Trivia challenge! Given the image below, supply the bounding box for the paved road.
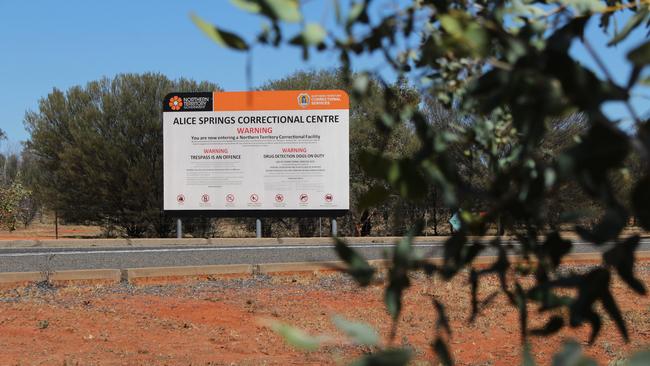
[1,238,649,273]
[1,242,463,272]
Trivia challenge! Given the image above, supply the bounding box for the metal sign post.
[176,218,182,239]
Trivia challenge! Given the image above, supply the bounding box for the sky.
[1,0,648,148]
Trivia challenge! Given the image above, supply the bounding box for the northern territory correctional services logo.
[297,93,310,108]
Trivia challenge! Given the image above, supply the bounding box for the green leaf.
[515,283,528,342]
[441,233,469,279]
[542,232,572,268]
[440,15,462,38]
[560,122,630,198]
[350,348,412,366]
[231,0,301,23]
[576,205,627,245]
[303,23,326,44]
[547,17,588,52]
[568,268,624,344]
[190,14,249,51]
[334,237,375,286]
[385,281,403,320]
[433,338,454,366]
[358,185,390,209]
[262,0,302,23]
[433,299,451,336]
[394,231,415,267]
[360,151,427,200]
[629,350,650,366]
[530,316,565,336]
[552,340,597,366]
[522,343,537,366]
[560,0,605,16]
[628,40,650,66]
[359,150,391,178]
[347,1,368,27]
[384,231,418,320]
[331,315,379,346]
[600,281,629,342]
[290,23,327,46]
[608,6,649,46]
[439,11,488,56]
[229,0,261,13]
[603,235,647,295]
[266,320,327,351]
[352,73,370,95]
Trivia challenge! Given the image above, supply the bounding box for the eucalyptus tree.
[24,73,219,237]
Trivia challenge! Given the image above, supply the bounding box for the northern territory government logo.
[297,93,310,108]
[163,92,213,112]
[169,96,183,111]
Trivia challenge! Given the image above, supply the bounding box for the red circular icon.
[324,193,333,202]
[275,194,284,203]
[250,193,259,203]
[299,193,308,203]
[225,194,235,203]
[201,194,210,203]
[176,194,185,204]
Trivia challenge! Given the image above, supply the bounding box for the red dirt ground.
[0,222,102,240]
[0,265,648,366]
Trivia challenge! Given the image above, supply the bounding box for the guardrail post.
[256,218,262,238]
[331,218,337,237]
[176,218,182,239]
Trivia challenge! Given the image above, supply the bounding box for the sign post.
[256,218,262,238]
[163,90,350,226]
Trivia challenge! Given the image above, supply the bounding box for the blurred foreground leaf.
[552,340,597,366]
[332,315,379,346]
[432,338,453,366]
[265,320,327,351]
[191,14,249,51]
[604,235,647,295]
[334,237,375,286]
[628,350,650,366]
[350,348,411,366]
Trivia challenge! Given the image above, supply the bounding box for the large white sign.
[163,90,349,214]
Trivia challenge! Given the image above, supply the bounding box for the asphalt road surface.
[0,238,649,273]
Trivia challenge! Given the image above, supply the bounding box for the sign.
[163,90,349,216]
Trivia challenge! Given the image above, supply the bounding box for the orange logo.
[169,96,183,111]
[297,93,310,108]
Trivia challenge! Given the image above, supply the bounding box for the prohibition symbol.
[299,193,308,203]
[176,194,185,204]
[275,194,284,203]
[250,193,259,203]
[225,194,235,203]
[201,194,210,203]
[324,193,333,202]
